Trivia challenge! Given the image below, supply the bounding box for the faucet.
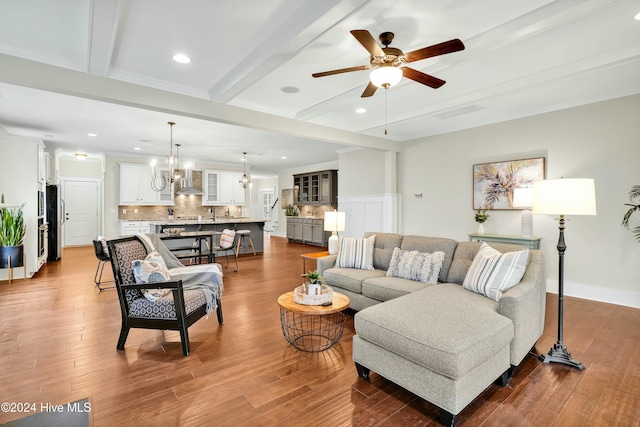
[225,208,230,217]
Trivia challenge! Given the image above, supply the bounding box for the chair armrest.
[317,255,337,275]
[498,250,546,366]
[119,280,183,291]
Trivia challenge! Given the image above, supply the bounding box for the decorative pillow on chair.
[132,251,171,301]
[219,229,236,249]
[386,248,445,285]
[335,235,375,270]
[97,235,110,256]
[462,242,529,301]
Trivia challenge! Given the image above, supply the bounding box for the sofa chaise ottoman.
[317,232,545,426]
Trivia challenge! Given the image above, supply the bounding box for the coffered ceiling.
[0,0,638,175]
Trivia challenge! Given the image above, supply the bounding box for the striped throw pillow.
[335,235,375,270]
[219,229,236,249]
[462,242,529,301]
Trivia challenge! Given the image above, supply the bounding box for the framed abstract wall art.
[473,157,545,209]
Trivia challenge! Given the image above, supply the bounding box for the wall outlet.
[122,208,127,214]
[208,208,212,213]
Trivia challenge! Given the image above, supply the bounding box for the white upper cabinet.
[202,169,245,205]
[219,171,245,205]
[119,163,174,205]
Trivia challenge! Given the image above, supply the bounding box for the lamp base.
[328,234,339,255]
[539,342,585,371]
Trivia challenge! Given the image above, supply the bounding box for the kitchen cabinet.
[120,221,151,236]
[286,217,329,246]
[219,171,246,205]
[202,170,245,205]
[119,163,174,206]
[202,169,219,205]
[0,136,45,279]
[37,142,46,186]
[293,170,337,205]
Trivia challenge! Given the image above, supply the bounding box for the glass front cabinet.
[293,170,337,205]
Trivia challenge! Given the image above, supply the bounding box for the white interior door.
[63,178,100,246]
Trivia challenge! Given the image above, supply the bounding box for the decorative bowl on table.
[293,284,333,305]
[163,227,185,236]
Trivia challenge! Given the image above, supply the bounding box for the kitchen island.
[150,218,266,255]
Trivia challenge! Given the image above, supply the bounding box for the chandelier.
[151,121,179,192]
[239,152,251,189]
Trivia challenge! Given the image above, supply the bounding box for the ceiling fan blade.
[402,67,446,88]
[404,38,465,63]
[361,81,377,98]
[350,30,385,57]
[312,65,369,78]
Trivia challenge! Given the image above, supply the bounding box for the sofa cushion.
[322,267,387,294]
[448,241,530,284]
[365,232,403,271]
[400,236,458,283]
[335,235,375,270]
[354,284,514,379]
[386,247,445,285]
[463,242,529,301]
[362,276,431,301]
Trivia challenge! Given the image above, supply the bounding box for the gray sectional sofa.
[316,232,545,426]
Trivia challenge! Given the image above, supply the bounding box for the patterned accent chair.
[107,236,223,356]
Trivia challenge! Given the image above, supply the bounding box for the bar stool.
[235,230,256,256]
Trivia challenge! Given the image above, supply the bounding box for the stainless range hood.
[176,185,203,195]
[175,168,203,195]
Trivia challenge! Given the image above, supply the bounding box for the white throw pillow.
[335,235,375,270]
[463,242,529,301]
[386,248,445,285]
[132,251,171,301]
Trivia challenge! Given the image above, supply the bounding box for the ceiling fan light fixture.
[370,66,402,88]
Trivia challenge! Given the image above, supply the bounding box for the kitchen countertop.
[149,218,266,225]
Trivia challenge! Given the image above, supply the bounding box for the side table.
[468,233,541,250]
[277,291,349,352]
[300,250,330,275]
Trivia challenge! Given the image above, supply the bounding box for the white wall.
[338,148,388,196]
[398,94,640,308]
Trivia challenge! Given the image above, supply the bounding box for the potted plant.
[474,208,490,234]
[284,205,299,217]
[303,270,325,295]
[0,194,26,268]
[622,185,640,243]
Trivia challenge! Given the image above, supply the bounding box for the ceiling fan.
[312,30,465,98]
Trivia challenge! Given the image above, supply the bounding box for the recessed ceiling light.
[281,156,287,160]
[281,86,300,93]
[44,134,54,138]
[87,133,97,137]
[173,53,191,64]
[635,12,640,20]
[74,153,88,160]
[133,147,142,151]
[355,108,367,114]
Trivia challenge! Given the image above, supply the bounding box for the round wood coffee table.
[277,291,350,352]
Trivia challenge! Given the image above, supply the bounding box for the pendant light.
[239,152,251,189]
[151,122,177,192]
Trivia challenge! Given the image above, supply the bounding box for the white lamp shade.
[513,187,533,209]
[532,178,597,216]
[370,66,403,88]
[324,211,346,232]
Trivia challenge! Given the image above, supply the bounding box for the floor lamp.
[532,178,597,370]
[324,210,345,255]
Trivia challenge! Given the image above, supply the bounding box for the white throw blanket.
[137,233,223,317]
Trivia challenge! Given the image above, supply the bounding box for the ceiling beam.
[0,53,397,152]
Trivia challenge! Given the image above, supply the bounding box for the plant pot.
[476,223,485,234]
[0,245,24,268]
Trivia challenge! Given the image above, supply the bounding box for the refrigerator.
[46,184,63,261]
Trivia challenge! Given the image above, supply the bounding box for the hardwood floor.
[1,234,639,426]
